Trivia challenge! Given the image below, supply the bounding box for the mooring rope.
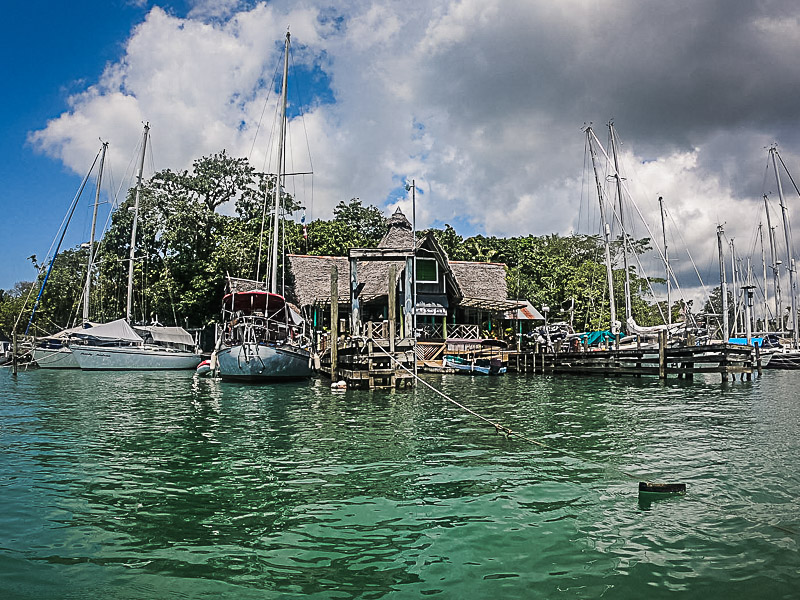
[366,342,799,537]
[369,341,639,477]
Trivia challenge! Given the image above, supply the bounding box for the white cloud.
[27,0,800,306]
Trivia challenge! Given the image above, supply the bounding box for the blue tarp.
[577,330,614,346]
[728,337,763,347]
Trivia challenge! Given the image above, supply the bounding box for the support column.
[331,266,338,378]
[349,257,360,337]
[388,264,397,354]
[404,256,414,338]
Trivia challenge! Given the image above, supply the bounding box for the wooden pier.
[319,338,415,389]
[504,339,761,381]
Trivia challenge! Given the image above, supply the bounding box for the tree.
[332,198,387,247]
[0,281,35,335]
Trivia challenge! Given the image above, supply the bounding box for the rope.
[368,340,637,476]
[368,341,799,537]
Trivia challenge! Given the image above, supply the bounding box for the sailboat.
[69,124,201,371]
[31,141,109,369]
[761,145,800,369]
[214,32,313,382]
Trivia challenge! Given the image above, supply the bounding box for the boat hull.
[69,345,202,370]
[763,349,800,370]
[217,343,311,381]
[443,356,506,375]
[32,347,80,369]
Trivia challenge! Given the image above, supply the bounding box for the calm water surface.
[0,367,798,598]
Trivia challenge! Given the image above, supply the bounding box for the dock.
[318,336,416,389]
[504,338,762,381]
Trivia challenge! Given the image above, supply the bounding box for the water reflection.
[1,368,799,598]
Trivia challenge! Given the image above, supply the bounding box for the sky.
[3,0,800,314]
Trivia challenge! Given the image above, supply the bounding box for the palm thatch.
[378,207,414,249]
[286,255,349,306]
[286,254,406,307]
[286,209,511,311]
[448,261,509,307]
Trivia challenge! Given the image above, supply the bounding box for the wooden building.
[286,208,521,352]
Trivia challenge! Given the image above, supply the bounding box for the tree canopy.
[3,151,677,336]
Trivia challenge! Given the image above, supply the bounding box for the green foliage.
[0,281,35,334]
[0,151,683,334]
[332,198,388,247]
[426,224,465,260]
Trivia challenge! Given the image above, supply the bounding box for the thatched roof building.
[286,208,514,316]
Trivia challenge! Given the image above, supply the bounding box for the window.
[416,258,438,283]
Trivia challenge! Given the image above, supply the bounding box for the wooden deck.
[319,338,415,389]
[504,342,763,381]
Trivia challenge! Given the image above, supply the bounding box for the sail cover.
[73,319,143,342]
[137,326,195,347]
[626,316,684,336]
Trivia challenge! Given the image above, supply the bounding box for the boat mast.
[730,238,739,336]
[764,195,782,331]
[126,123,150,323]
[270,31,290,295]
[717,225,729,342]
[586,126,617,336]
[608,121,632,324]
[759,223,769,332]
[771,145,799,348]
[82,141,108,325]
[659,196,671,324]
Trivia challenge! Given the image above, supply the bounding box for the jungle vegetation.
[1,152,675,336]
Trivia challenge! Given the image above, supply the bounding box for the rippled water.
[1,367,798,598]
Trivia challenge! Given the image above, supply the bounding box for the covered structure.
[286,208,524,343]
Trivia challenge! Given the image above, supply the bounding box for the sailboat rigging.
[30,143,108,369]
[213,31,313,382]
[68,124,201,370]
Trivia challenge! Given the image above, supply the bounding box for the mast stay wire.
[588,129,697,309]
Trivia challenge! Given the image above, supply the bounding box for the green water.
[1,368,798,598]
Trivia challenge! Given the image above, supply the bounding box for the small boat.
[443,338,507,375]
[196,359,212,376]
[443,354,506,375]
[763,347,800,369]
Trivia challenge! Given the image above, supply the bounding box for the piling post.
[755,343,762,376]
[388,264,397,354]
[658,329,667,379]
[331,266,339,378]
[12,330,18,376]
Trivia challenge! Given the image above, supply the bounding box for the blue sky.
[1,1,152,287]
[3,0,800,311]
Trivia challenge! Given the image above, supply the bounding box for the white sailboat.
[215,32,312,382]
[69,124,201,371]
[32,141,109,369]
[70,319,200,370]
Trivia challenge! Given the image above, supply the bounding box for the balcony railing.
[363,321,480,342]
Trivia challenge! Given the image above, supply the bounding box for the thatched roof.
[286,209,512,311]
[226,276,267,293]
[287,254,408,306]
[286,255,349,306]
[378,207,414,249]
[449,261,508,306]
